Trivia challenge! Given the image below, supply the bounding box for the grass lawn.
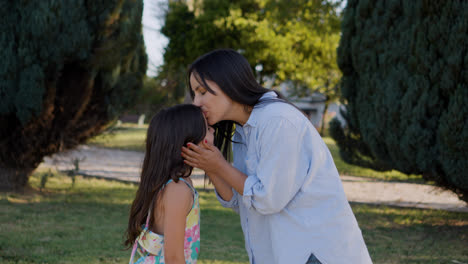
[87,124,148,152]
[88,123,423,183]
[1,171,467,263]
[1,171,247,264]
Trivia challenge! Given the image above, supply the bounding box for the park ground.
[1,124,467,263]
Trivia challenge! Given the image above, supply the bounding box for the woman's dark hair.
[187,48,290,160]
[124,104,206,248]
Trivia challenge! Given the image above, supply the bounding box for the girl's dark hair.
[187,48,290,159]
[124,104,206,248]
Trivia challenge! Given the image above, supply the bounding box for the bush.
[0,0,147,191]
[332,0,468,201]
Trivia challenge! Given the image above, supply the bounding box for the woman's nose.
[193,96,201,106]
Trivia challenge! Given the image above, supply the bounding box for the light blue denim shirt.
[215,92,372,264]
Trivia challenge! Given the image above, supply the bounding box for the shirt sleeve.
[215,188,240,214]
[241,116,313,215]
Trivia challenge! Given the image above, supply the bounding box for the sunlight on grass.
[88,124,423,183]
[0,171,248,264]
[353,204,468,263]
[0,174,135,263]
[88,124,148,152]
[1,171,466,263]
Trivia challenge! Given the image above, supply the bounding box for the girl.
[181,49,373,264]
[125,104,214,264]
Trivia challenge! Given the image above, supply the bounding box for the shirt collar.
[243,91,277,128]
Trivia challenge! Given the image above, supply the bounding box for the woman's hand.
[183,141,248,195]
[181,140,228,175]
[183,141,235,201]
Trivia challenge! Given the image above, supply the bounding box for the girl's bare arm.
[161,181,192,264]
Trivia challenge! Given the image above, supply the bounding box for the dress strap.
[165,179,174,186]
[178,178,196,194]
[178,178,197,210]
[161,178,196,194]
[129,238,138,264]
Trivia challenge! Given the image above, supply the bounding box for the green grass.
[354,205,468,263]
[1,171,467,263]
[0,170,248,264]
[87,124,148,152]
[88,123,423,183]
[323,137,424,183]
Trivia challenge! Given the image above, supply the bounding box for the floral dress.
[129,178,200,264]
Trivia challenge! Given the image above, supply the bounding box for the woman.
[181,49,372,264]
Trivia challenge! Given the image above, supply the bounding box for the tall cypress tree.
[0,0,147,191]
[330,0,468,201]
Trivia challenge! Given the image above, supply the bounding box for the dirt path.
[38,145,468,212]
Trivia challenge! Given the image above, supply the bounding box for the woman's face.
[190,73,234,126]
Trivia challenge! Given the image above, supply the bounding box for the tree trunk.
[320,100,329,136]
[0,166,35,192]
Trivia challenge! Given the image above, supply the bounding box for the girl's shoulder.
[164,179,194,196]
[162,179,194,211]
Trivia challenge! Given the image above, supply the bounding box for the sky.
[142,0,168,76]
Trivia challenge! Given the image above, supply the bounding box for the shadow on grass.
[0,177,248,264]
[351,203,468,264]
[0,199,132,264]
[2,173,466,264]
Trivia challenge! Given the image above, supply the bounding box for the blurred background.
[137,0,346,134]
[1,0,467,263]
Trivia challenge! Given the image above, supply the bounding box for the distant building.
[289,93,327,128]
[278,81,346,129]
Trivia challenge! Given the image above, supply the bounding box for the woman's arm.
[239,117,313,214]
[161,181,193,264]
[205,171,234,201]
[183,117,313,215]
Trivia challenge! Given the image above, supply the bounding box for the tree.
[331,0,468,201]
[0,0,147,191]
[131,75,174,118]
[158,0,343,111]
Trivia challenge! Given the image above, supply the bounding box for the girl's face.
[204,120,215,145]
[190,73,234,126]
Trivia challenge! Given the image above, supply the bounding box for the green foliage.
[158,0,343,101]
[0,1,91,122]
[0,0,147,191]
[0,0,147,123]
[332,0,468,201]
[128,75,174,118]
